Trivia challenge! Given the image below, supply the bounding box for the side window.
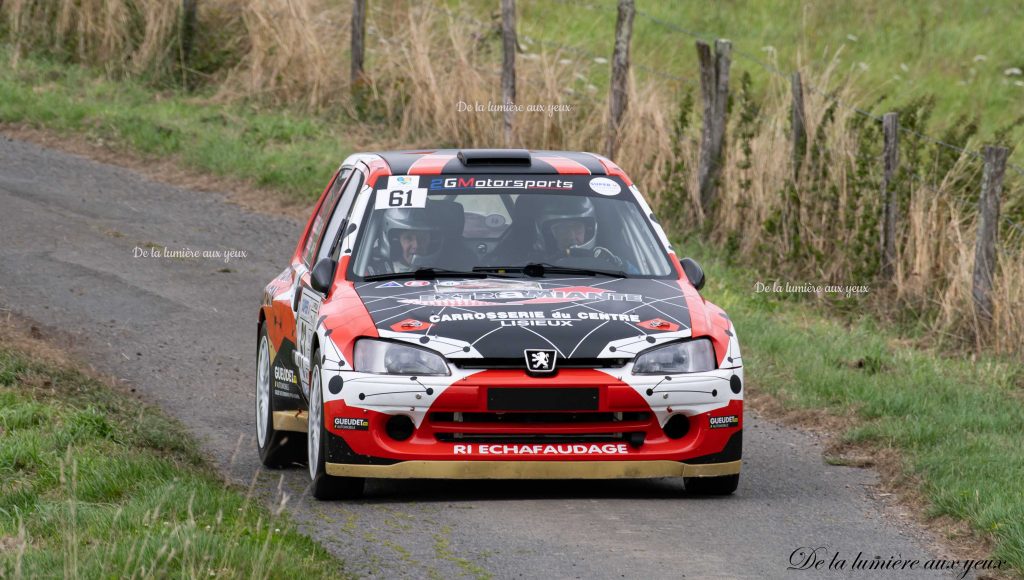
[302,168,351,267]
[618,204,673,276]
[317,170,365,264]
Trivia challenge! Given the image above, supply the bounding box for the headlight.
[631,339,715,375]
[353,339,450,376]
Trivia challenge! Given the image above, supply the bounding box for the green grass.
[678,238,1024,573]
[0,344,347,578]
[0,49,351,203]
[503,0,1024,156]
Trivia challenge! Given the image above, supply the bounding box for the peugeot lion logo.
[524,349,557,374]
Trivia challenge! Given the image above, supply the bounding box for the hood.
[352,277,693,361]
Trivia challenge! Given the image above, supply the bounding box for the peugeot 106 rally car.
[255,149,744,499]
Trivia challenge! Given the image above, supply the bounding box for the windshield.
[348,174,674,279]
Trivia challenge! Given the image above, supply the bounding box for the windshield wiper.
[363,268,512,282]
[474,263,629,278]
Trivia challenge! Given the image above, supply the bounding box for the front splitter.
[325,459,741,479]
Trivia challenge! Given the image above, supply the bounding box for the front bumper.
[319,367,743,476]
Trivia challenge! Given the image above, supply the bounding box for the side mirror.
[680,257,705,291]
[310,258,337,295]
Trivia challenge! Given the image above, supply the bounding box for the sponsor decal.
[500,320,572,327]
[296,288,322,398]
[575,312,641,321]
[404,280,431,287]
[636,318,681,332]
[390,318,432,332]
[402,285,642,307]
[709,415,740,429]
[274,366,297,384]
[453,443,630,455]
[428,177,574,191]
[525,348,557,373]
[273,365,298,392]
[589,177,622,196]
[426,310,643,325]
[431,311,543,322]
[376,281,403,288]
[388,175,419,189]
[432,279,542,293]
[333,417,370,431]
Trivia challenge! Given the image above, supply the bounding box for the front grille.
[451,357,629,369]
[428,411,651,445]
[430,412,649,423]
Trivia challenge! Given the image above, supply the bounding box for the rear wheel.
[684,473,740,495]
[308,348,365,500]
[256,324,303,468]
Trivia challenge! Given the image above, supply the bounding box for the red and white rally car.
[255,149,743,499]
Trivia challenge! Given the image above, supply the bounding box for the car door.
[293,166,366,402]
[262,165,353,411]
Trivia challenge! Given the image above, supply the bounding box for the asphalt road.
[0,135,971,579]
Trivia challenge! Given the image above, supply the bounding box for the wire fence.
[552,0,1024,171]
[526,34,695,87]
[633,7,1024,174]
[155,0,1024,244]
[539,0,1024,240]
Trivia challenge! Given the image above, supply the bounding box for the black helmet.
[515,195,598,254]
[378,207,444,265]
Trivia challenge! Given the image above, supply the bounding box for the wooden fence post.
[501,0,517,147]
[791,71,806,181]
[696,39,731,214]
[972,145,1009,336]
[605,0,635,160]
[181,0,198,86]
[351,0,367,89]
[880,112,900,279]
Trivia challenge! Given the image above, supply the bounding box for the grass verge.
[0,326,346,578]
[0,49,351,204]
[681,239,1024,576]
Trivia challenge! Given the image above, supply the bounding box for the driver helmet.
[519,195,598,254]
[378,207,444,266]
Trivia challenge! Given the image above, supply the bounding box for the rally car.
[255,149,744,499]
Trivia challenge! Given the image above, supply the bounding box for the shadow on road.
[363,477,737,503]
[263,461,737,503]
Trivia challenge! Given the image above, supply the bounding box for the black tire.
[684,473,740,495]
[256,324,304,468]
[308,348,365,500]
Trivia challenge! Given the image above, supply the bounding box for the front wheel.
[308,348,365,500]
[256,324,303,468]
[684,473,739,495]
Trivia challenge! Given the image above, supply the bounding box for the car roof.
[365,149,613,176]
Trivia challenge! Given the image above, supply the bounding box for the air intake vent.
[457,149,532,166]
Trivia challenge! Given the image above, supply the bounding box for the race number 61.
[389,189,413,207]
[376,187,427,209]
